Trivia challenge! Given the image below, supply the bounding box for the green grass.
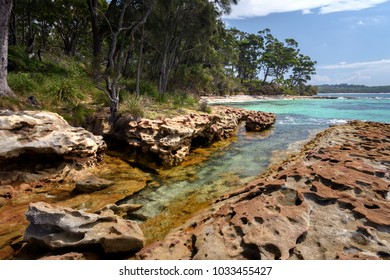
[4,46,103,125]
[3,46,207,126]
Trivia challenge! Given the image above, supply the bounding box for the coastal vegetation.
[318,84,390,93]
[0,0,318,124]
[1,1,390,262]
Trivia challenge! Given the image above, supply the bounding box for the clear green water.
[241,93,390,124]
[123,93,390,241]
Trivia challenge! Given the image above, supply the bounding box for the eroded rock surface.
[24,202,144,253]
[0,110,106,173]
[114,106,275,166]
[136,121,390,260]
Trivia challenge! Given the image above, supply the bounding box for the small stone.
[74,175,115,193]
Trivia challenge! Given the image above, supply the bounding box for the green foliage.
[62,104,94,127]
[8,46,43,72]
[8,72,37,94]
[46,78,85,106]
[121,79,159,99]
[4,45,102,125]
[172,92,199,109]
[8,46,68,75]
[5,0,320,128]
[318,84,390,93]
[198,100,212,113]
[120,94,146,118]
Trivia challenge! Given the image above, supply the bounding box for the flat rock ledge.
[136,121,390,260]
[24,202,145,254]
[112,106,275,166]
[0,110,106,173]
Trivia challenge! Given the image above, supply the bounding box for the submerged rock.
[24,202,145,253]
[74,175,115,193]
[136,121,390,260]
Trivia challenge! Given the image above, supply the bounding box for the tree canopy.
[3,0,318,119]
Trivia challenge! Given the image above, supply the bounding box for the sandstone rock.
[74,175,115,193]
[112,106,275,166]
[136,121,390,260]
[39,252,87,260]
[94,203,143,217]
[0,110,106,170]
[245,112,276,132]
[39,252,98,260]
[24,202,145,253]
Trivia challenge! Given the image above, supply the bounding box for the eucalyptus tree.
[258,29,300,85]
[288,54,316,87]
[145,0,213,94]
[0,0,14,97]
[98,0,152,123]
[45,0,90,56]
[235,32,262,83]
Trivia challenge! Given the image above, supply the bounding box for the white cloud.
[226,0,390,19]
[319,59,390,69]
[314,59,390,85]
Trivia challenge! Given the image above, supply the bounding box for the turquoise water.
[123,93,390,235]
[240,93,390,124]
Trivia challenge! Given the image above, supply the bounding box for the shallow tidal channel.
[105,119,324,245]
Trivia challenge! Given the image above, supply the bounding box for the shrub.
[172,92,199,109]
[198,100,212,113]
[46,78,85,106]
[7,72,37,94]
[62,104,93,127]
[121,79,159,98]
[120,94,145,118]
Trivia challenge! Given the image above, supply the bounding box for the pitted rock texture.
[116,106,275,166]
[24,202,145,253]
[136,121,390,260]
[0,110,106,169]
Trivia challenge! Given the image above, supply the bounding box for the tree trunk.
[136,23,145,97]
[262,68,270,86]
[87,0,103,58]
[9,0,17,45]
[135,2,152,96]
[0,0,14,97]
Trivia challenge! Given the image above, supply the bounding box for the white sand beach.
[201,94,316,104]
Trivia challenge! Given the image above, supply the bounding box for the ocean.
[123,93,390,241]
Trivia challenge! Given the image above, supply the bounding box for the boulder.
[24,202,145,253]
[245,111,276,132]
[0,110,106,171]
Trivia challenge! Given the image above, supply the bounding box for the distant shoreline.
[201,92,390,105]
[201,94,331,104]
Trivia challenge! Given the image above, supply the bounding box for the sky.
[223,0,390,86]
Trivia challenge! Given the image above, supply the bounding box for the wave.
[278,116,347,126]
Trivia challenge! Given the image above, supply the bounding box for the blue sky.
[223,0,390,86]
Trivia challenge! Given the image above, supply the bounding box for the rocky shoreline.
[0,107,275,259]
[90,105,275,167]
[136,121,390,260]
[0,107,389,260]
